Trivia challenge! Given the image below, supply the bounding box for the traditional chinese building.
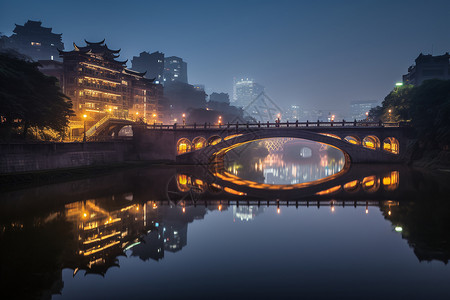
[58,40,163,136]
[5,20,64,61]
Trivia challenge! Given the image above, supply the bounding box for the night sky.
[1,0,450,114]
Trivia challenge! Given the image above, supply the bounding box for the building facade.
[164,56,188,84]
[349,100,379,121]
[232,78,265,108]
[59,40,162,136]
[131,51,164,83]
[4,20,64,61]
[403,53,450,86]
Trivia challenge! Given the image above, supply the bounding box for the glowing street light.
[395,82,403,87]
[182,113,186,126]
[218,115,222,126]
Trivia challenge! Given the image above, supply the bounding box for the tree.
[164,81,206,113]
[380,84,414,122]
[0,53,74,140]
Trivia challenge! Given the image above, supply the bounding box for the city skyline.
[1,0,450,112]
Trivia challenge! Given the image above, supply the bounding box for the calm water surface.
[1,139,450,299]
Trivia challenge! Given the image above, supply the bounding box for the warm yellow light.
[136,206,139,211]
[108,108,112,112]
[83,114,87,118]
[83,213,87,218]
[152,203,157,209]
[182,113,186,117]
[388,210,391,216]
[182,207,185,213]
[153,113,157,117]
[136,112,139,115]
[218,205,222,211]
[366,208,369,214]
[331,206,335,212]
[277,208,281,214]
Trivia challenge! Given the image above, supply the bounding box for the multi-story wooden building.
[58,40,163,136]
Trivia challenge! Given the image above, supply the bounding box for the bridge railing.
[145,120,408,130]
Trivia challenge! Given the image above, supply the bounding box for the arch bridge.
[131,120,412,163]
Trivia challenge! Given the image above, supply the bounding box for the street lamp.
[83,114,87,142]
[331,114,335,122]
[182,113,186,126]
[218,116,222,126]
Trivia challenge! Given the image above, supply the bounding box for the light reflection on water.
[223,138,346,185]
[2,165,450,299]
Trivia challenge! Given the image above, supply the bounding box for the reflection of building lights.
[388,210,391,216]
[83,213,87,218]
[218,205,222,211]
[182,207,185,213]
[395,226,403,232]
[366,208,369,214]
[277,208,280,214]
[136,206,139,211]
[331,206,335,212]
[152,203,157,209]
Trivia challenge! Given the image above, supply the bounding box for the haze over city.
[2,0,449,113]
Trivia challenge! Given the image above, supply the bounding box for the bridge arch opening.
[362,135,380,150]
[344,135,361,145]
[383,137,399,154]
[383,171,399,191]
[362,175,380,193]
[118,125,133,137]
[192,136,207,150]
[343,180,361,193]
[177,138,192,155]
[176,174,191,192]
[207,135,222,146]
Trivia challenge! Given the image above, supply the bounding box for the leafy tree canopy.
[0,53,74,139]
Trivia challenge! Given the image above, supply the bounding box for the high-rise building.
[164,56,188,84]
[232,78,265,108]
[403,53,450,86]
[58,40,162,137]
[349,100,379,121]
[4,20,64,61]
[131,51,164,83]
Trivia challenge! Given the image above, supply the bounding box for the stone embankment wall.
[0,141,135,174]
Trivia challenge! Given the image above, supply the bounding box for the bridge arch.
[192,136,207,150]
[344,135,361,145]
[207,135,222,146]
[362,135,381,150]
[177,138,192,155]
[383,137,399,154]
[362,175,380,193]
[343,180,361,193]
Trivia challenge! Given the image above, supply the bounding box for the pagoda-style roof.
[12,20,63,38]
[123,68,147,77]
[59,39,126,65]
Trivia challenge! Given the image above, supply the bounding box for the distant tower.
[5,20,64,61]
[164,56,188,84]
[232,78,265,108]
[131,51,165,83]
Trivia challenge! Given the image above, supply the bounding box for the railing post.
[208,122,211,128]
[354,119,357,126]
[258,121,261,128]
[267,121,269,128]
[174,123,177,130]
[342,119,345,126]
[331,120,333,127]
[194,122,196,129]
[296,120,299,127]
[246,122,249,128]
[317,120,320,127]
[227,122,230,128]
[204,122,207,129]
[379,120,382,127]
[286,120,289,127]
[236,121,239,132]
[306,120,308,127]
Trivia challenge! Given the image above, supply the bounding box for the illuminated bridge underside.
[176,128,407,165]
